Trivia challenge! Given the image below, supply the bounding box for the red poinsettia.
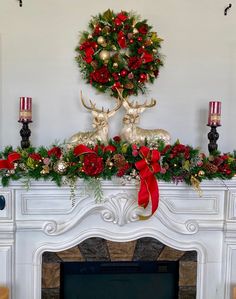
[90,66,110,83]
[104,145,116,153]
[47,147,62,159]
[79,41,97,51]
[114,12,128,26]
[82,153,104,176]
[128,56,142,70]
[138,24,149,35]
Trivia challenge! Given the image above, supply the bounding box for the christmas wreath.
[76,9,164,98]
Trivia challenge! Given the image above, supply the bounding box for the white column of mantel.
[0,189,15,299]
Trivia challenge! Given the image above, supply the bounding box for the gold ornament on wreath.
[75,9,164,98]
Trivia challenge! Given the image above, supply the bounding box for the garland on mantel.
[0,138,236,215]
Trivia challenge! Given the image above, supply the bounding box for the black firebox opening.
[60,260,179,299]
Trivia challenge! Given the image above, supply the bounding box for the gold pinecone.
[113,154,127,168]
[204,162,218,174]
[124,82,134,89]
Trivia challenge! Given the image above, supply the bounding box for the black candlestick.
[207,125,220,154]
[19,120,32,149]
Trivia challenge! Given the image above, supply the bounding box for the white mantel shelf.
[1,179,236,299]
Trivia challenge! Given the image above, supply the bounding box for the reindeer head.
[117,90,156,125]
[80,91,122,129]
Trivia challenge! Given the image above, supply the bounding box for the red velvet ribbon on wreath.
[135,146,161,219]
[0,152,21,170]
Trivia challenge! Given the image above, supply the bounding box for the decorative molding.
[162,194,220,215]
[101,193,142,226]
[227,192,236,220]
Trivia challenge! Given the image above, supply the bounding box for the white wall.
[0,0,236,153]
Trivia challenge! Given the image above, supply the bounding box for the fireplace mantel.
[1,179,236,298]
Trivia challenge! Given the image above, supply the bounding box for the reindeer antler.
[80,91,105,113]
[81,91,122,115]
[116,89,156,109]
[107,96,122,117]
[132,98,156,109]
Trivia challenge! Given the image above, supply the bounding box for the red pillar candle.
[19,97,32,122]
[208,101,221,126]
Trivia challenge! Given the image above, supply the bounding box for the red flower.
[47,147,62,159]
[128,57,142,70]
[91,66,110,84]
[117,162,131,177]
[93,25,102,36]
[82,154,104,176]
[29,153,42,161]
[114,12,128,26]
[104,145,116,153]
[161,145,171,155]
[138,24,148,35]
[112,73,119,81]
[79,41,97,51]
[113,136,121,143]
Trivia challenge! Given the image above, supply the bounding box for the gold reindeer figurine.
[68,92,122,146]
[118,91,171,146]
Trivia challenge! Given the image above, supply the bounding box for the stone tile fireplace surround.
[1,179,236,298]
[42,238,197,298]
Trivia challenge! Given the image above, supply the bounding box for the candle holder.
[207,125,220,154]
[18,120,32,149]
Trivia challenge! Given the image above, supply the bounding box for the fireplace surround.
[1,178,236,298]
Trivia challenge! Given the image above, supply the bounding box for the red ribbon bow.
[0,152,21,170]
[74,144,95,156]
[135,146,161,217]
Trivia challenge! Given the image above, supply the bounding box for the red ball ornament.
[112,82,122,89]
[129,39,134,44]
[137,36,143,42]
[139,73,147,82]
[120,69,128,77]
[115,19,122,26]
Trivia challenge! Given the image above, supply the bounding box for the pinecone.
[91,60,98,70]
[204,162,218,174]
[113,154,127,168]
[124,82,134,89]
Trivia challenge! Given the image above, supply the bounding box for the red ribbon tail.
[137,176,159,219]
[149,176,159,214]
[138,179,149,208]
[0,160,11,170]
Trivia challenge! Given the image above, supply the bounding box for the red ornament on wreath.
[75,9,164,98]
